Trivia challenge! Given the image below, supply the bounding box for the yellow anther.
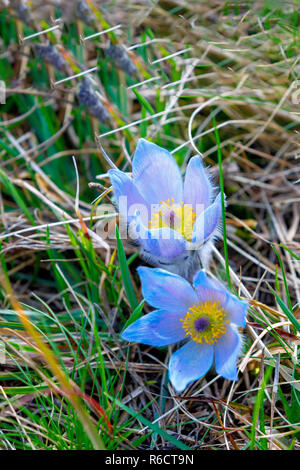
[148,199,196,242]
[180,301,229,345]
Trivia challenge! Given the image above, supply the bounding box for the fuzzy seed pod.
[9,0,31,25]
[77,77,109,123]
[58,0,95,26]
[34,43,67,72]
[76,0,95,25]
[106,44,136,76]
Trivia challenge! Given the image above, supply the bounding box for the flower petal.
[108,169,149,224]
[183,156,213,211]
[214,325,242,381]
[192,193,223,245]
[193,269,227,306]
[130,212,187,261]
[193,269,225,292]
[169,340,214,392]
[193,271,248,327]
[224,294,248,327]
[142,228,187,260]
[121,309,185,347]
[132,139,183,204]
[137,266,198,313]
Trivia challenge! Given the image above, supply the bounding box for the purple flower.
[108,139,223,281]
[122,267,248,392]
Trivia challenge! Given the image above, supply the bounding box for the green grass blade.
[212,116,231,288]
[105,392,191,450]
[116,225,138,311]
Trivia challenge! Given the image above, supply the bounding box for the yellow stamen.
[148,198,196,242]
[180,301,229,344]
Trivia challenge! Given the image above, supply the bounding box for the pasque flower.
[108,139,223,281]
[122,267,248,392]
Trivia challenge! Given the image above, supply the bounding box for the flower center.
[180,301,229,344]
[194,317,210,332]
[148,198,196,242]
